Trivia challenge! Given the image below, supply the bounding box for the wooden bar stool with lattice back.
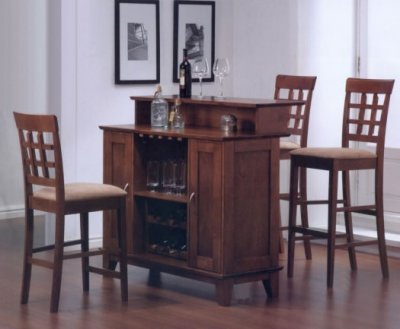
[274,75,317,258]
[287,78,394,287]
[14,112,128,313]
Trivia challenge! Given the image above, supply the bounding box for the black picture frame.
[173,1,215,83]
[115,0,160,84]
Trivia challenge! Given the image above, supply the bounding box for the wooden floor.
[2,218,400,329]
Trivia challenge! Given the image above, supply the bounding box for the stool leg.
[287,161,299,278]
[80,213,89,292]
[117,203,128,302]
[21,208,34,305]
[375,168,389,278]
[50,214,65,313]
[342,170,357,270]
[278,199,285,254]
[299,167,312,260]
[327,169,338,288]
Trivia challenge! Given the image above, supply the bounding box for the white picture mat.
[177,4,213,79]
[119,3,157,81]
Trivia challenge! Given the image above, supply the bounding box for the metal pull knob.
[123,183,129,191]
[189,192,195,202]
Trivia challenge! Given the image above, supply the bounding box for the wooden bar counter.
[100,95,303,306]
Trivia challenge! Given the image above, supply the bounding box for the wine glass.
[192,57,209,97]
[161,160,175,193]
[212,58,230,97]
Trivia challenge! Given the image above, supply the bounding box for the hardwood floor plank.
[1,218,400,328]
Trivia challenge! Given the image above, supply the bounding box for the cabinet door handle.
[123,183,129,191]
[189,192,195,202]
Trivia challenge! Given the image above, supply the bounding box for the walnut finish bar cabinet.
[100,95,303,306]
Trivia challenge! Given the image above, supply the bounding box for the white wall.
[0,0,234,238]
[58,0,235,239]
[7,0,381,242]
[298,0,356,149]
[72,0,233,188]
[0,0,310,239]
[0,0,48,219]
[366,0,400,148]
[232,0,298,98]
[65,0,297,239]
[53,0,300,240]
[295,0,357,228]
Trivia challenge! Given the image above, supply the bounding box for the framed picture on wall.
[115,0,160,84]
[173,1,215,83]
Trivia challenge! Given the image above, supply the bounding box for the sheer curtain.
[357,0,400,240]
[295,0,400,239]
[364,0,400,147]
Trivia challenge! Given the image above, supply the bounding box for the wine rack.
[131,132,189,260]
[144,198,187,260]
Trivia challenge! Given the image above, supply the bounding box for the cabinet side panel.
[227,139,276,273]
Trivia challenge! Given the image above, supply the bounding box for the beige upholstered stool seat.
[291,147,376,160]
[280,141,301,159]
[280,140,301,151]
[34,183,127,202]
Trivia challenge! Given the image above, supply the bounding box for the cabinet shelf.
[134,190,188,203]
[128,252,188,269]
[147,244,187,260]
[147,216,186,230]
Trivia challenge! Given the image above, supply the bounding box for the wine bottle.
[179,49,192,98]
[172,98,184,129]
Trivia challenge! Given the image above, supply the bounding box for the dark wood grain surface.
[1,218,400,328]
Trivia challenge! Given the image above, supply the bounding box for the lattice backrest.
[14,112,64,196]
[274,75,317,147]
[342,78,394,152]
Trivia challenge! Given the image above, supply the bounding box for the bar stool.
[275,74,317,258]
[14,112,128,312]
[287,78,394,287]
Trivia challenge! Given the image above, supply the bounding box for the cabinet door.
[188,140,222,272]
[223,138,280,274]
[103,130,134,254]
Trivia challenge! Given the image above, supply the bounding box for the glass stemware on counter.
[192,57,209,97]
[212,58,230,97]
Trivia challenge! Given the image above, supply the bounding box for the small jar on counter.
[220,114,237,132]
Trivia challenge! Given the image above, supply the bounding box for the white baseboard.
[330,211,400,247]
[4,206,400,248]
[0,204,48,221]
[0,205,25,221]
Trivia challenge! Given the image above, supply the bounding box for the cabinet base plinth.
[128,253,282,305]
